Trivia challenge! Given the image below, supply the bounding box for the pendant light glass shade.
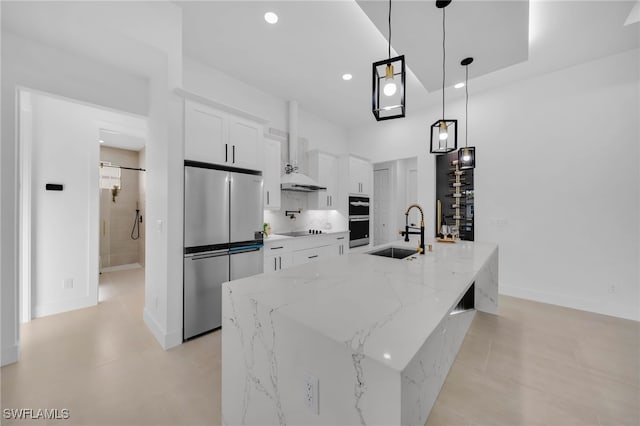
[372,55,406,121]
[458,56,475,169]
[458,146,475,169]
[430,0,457,154]
[372,0,406,121]
[430,119,457,153]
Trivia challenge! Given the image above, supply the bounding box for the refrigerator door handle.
[229,244,263,254]
[185,249,229,260]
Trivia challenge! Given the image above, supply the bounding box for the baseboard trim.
[100,263,142,273]
[1,343,19,366]
[143,308,183,350]
[500,284,639,322]
[33,295,97,319]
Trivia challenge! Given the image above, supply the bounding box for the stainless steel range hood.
[281,172,326,192]
[281,100,326,192]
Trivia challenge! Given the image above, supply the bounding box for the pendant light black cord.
[388,0,392,59]
[465,64,469,148]
[442,7,446,121]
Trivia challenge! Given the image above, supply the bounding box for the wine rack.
[435,151,474,241]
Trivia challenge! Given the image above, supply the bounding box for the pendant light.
[430,0,457,154]
[458,57,476,169]
[372,0,406,121]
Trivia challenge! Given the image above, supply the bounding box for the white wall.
[350,49,640,321]
[1,32,149,366]
[28,92,102,317]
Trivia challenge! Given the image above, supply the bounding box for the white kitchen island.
[222,240,498,426]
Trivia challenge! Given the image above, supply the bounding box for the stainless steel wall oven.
[348,196,370,248]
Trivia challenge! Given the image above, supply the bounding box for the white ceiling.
[3,1,638,131]
[179,0,638,128]
[180,0,431,128]
[356,0,530,92]
[99,129,147,151]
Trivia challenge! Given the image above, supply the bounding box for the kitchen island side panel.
[475,246,499,315]
[222,283,401,426]
[401,309,476,426]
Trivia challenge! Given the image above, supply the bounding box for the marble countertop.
[226,238,497,372]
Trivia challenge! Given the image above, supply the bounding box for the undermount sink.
[367,247,417,259]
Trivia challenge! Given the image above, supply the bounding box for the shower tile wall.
[100,147,143,268]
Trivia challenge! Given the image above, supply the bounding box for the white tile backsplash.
[264,191,347,234]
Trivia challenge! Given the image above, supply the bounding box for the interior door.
[406,168,419,228]
[229,172,263,243]
[184,166,229,248]
[374,168,391,246]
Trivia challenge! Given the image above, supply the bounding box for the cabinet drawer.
[292,245,331,266]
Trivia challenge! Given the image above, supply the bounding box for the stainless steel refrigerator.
[183,161,264,340]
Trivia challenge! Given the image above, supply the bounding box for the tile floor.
[1,268,638,425]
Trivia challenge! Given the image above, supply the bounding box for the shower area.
[99,146,146,271]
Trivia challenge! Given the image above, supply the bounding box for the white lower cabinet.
[335,235,348,256]
[264,252,292,272]
[292,245,333,265]
[263,232,349,272]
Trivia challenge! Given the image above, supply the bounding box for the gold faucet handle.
[398,229,404,235]
[416,247,424,253]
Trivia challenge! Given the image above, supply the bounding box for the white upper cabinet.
[263,138,281,210]
[184,100,227,165]
[349,156,371,195]
[307,150,339,210]
[184,99,263,171]
[228,116,262,170]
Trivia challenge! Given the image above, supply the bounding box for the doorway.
[374,168,391,246]
[99,144,146,275]
[18,88,148,322]
[373,157,418,247]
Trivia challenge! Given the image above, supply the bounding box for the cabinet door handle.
[267,191,270,205]
[232,145,236,163]
[279,256,282,269]
[274,257,277,271]
[329,195,332,206]
[308,255,318,259]
[270,246,283,250]
[337,237,345,240]
[225,144,228,162]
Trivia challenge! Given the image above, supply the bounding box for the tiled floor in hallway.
[1,268,220,425]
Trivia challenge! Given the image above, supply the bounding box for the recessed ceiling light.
[264,12,278,24]
[342,73,353,81]
[454,82,465,89]
[383,352,391,360]
[99,140,105,144]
